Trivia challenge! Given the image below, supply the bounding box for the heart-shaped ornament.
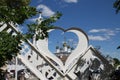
[36,27,89,74]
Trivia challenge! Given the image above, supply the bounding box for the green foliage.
[0,0,37,74]
[113,0,120,14]
[25,12,62,40]
[113,58,120,68]
[0,0,62,73]
[0,31,21,67]
[117,46,120,49]
[0,0,37,24]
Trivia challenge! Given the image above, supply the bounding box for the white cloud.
[116,28,120,30]
[116,28,120,32]
[68,39,73,42]
[88,28,117,41]
[37,4,55,17]
[28,18,38,23]
[89,29,107,33]
[88,35,109,41]
[64,0,78,3]
[89,29,115,35]
[107,30,115,36]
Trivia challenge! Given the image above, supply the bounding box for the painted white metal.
[0,23,7,32]
[65,29,88,70]
[18,55,47,80]
[1,12,111,80]
[35,28,89,79]
[15,57,18,80]
[4,21,88,79]
[36,28,89,72]
[8,22,67,78]
[1,20,113,80]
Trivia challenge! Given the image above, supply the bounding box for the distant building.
[54,39,74,64]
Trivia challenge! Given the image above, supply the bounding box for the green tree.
[0,0,37,72]
[117,46,120,49]
[0,0,37,24]
[113,58,120,68]
[113,0,120,49]
[0,31,22,79]
[114,0,120,14]
[110,58,120,80]
[0,31,21,68]
[0,0,62,74]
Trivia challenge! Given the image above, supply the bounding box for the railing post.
[15,56,18,80]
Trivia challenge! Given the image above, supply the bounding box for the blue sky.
[28,0,120,59]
